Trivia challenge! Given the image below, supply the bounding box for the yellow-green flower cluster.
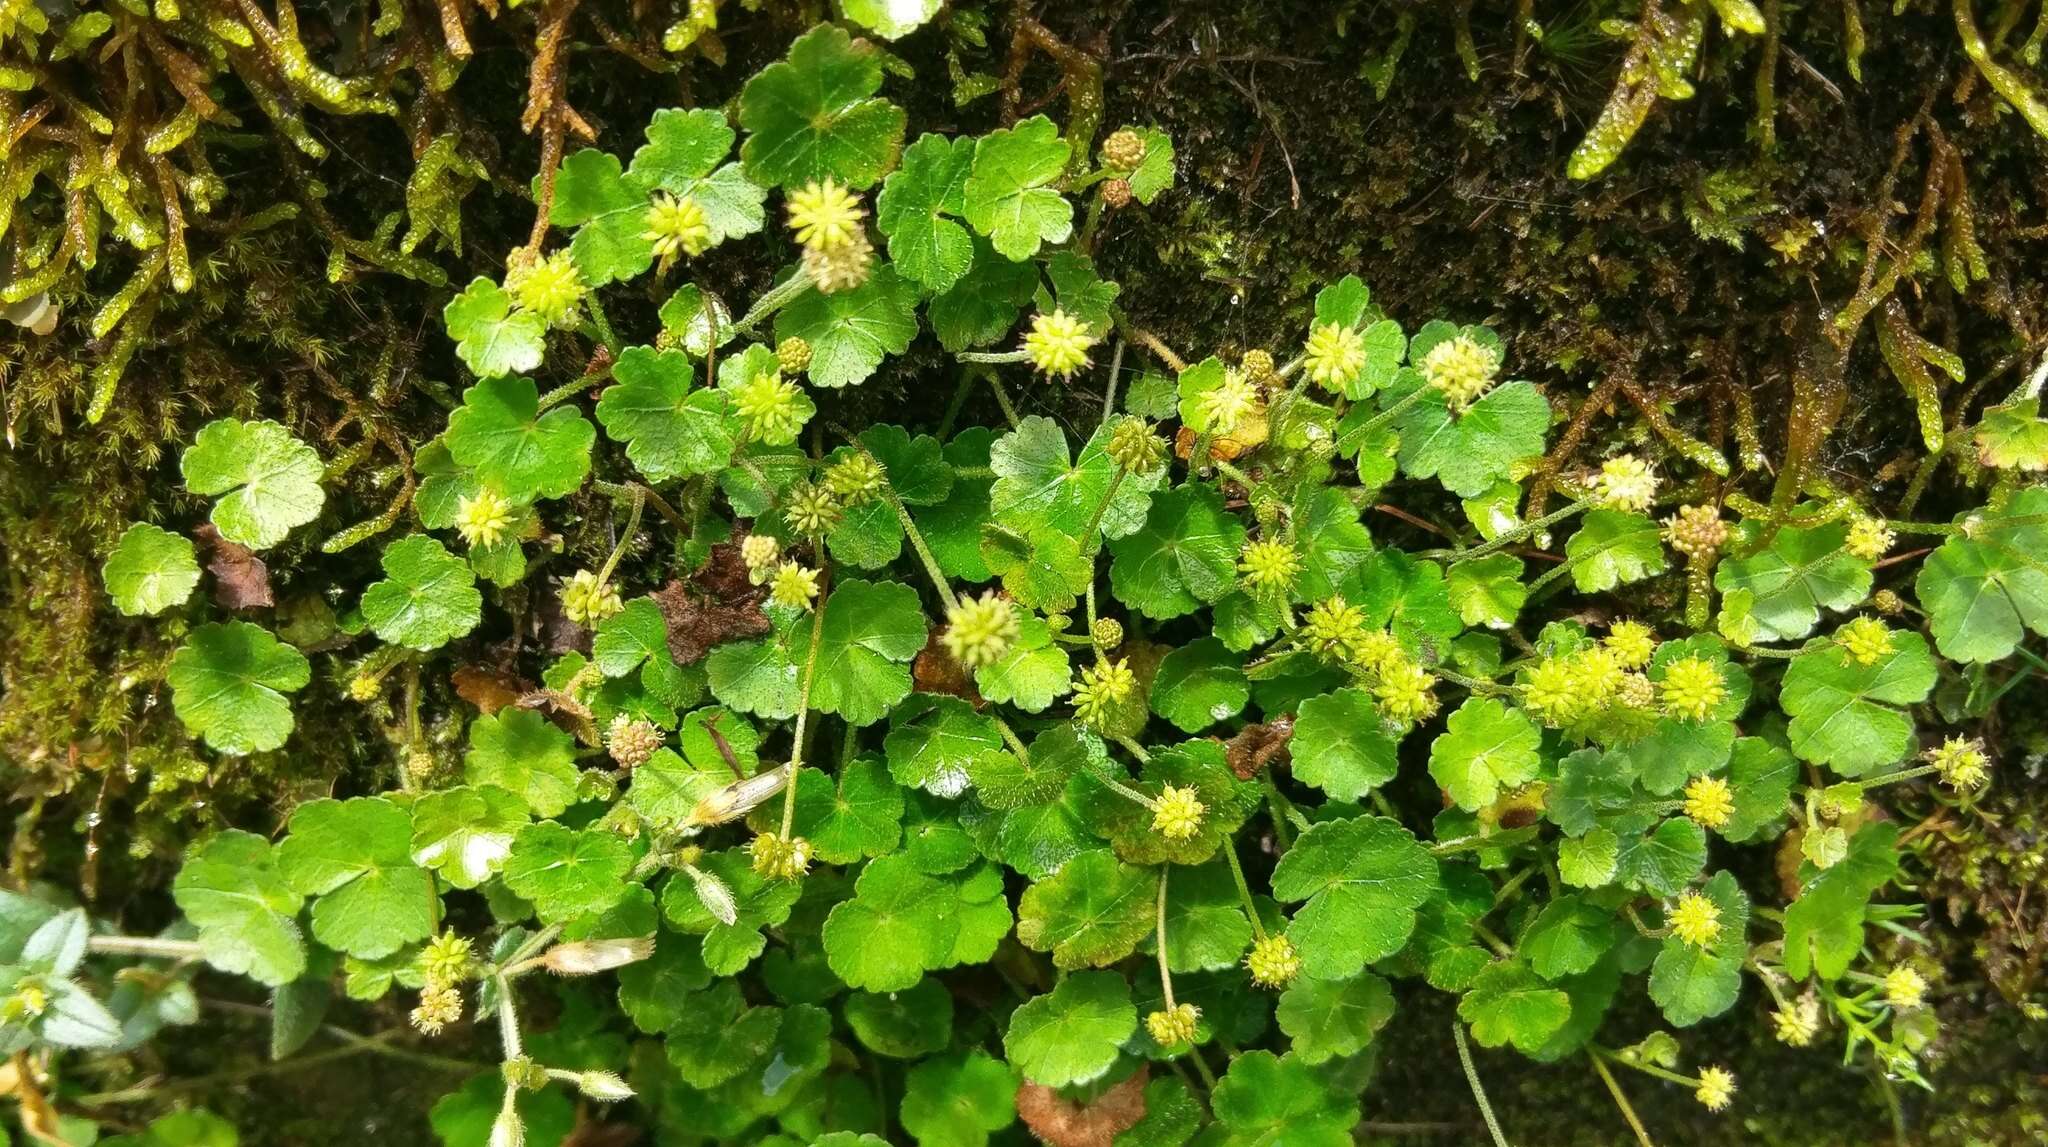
[1845,515,1895,561]
[1926,736,1989,790]
[1682,774,1735,831]
[1373,659,1439,724]
[1101,128,1148,170]
[1145,1002,1200,1047]
[1304,595,1372,662]
[562,570,623,625]
[749,832,813,881]
[1693,1066,1736,1112]
[776,336,812,375]
[410,931,474,1036]
[1237,538,1300,597]
[605,714,663,769]
[783,482,842,535]
[1074,658,1137,728]
[1151,785,1207,841]
[1303,321,1366,392]
[801,231,874,293]
[1604,620,1657,668]
[644,193,712,259]
[1668,891,1722,948]
[410,982,463,1036]
[1246,934,1302,987]
[824,452,886,506]
[740,534,780,584]
[1663,503,1728,558]
[786,178,865,252]
[1591,454,1658,512]
[1107,416,1167,473]
[506,248,587,326]
[1520,646,1624,728]
[734,372,808,445]
[942,591,1020,669]
[1023,309,1095,378]
[1882,965,1927,1009]
[456,488,516,549]
[1419,333,1500,410]
[1835,617,1894,666]
[1773,996,1820,1046]
[1200,369,1262,434]
[1659,655,1727,721]
[769,561,821,612]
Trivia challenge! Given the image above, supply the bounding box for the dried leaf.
[1226,715,1294,779]
[651,556,771,665]
[1015,1067,1148,1147]
[451,665,531,715]
[195,523,274,609]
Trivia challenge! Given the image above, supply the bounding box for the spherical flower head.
[1102,128,1148,170]
[1091,617,1124,649]
[1346,630,1403,675]
[1617,671,1656,711]
[1239,349,1278,385]
[1145,1002,1200,1047]
[2,981,48,1023]
[1683,775,1735,831]
[748,832,813,881]
[1374,660,1439,724]
[1835,617,1895,666]
[1023,309,1096,378]
[801,230,875,293]
[506,248,586,326]
[1694,1066,1736,1112]
[734,372,808,445]
[562,570,623,626]
[1303,321,1366,392]
[348,672,383,702]
[1246,934,1302,987]
[1152,784,1207,841]
[1074,658,1138,728]
[1575,646,1625,710]
[1592,454,1659,512]
[769,561,821,612]
[784,482,842,535]
[785,177,866,251]
[1660,655,1726,722]
[1305,596,1371,662]
[456,487,517,549]
[420,931,475,986]
[410,982,464,1035]
[739,534,781,584]
[1238,539,1301,596]
[942,591,1020,669]
[1669,892,1722,948]
[1845,515,1895,562]
[644,193,712,259]
[1773,996,1820,1046]
[1420,334,1501,410]
[1107,416,1167,473]
[1200,370,1262,434]
[1663,504,1728,558]
[1871,588,1906,615]
[776,335,813,375]
[1521,656,1585,727]
[1927,736,1989,790]
[605,714,663,769]
[1605,620,1657,669]
[1100,178,1132,209]
[824,452,886,506]
[1882,965,1927,1010]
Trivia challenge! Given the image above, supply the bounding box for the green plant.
[9,11,2048,1147]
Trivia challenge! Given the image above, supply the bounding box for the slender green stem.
[958,349,1032,365]
[494,972,522,1060]
[1260,774,1296,851]
[592,478,687,530]
[1186,1045,1220,1091]
[535,379,586,411]
[1349,381,1435,440]
[1113,734,1152,763]
[782,544,832,837]
[986,373,1024,427]
[1156,869,1177,1010]
[1080,466,1130,555]
[937,368,978,439]
[1589,1052,1657,1147]
[1594,1046,1704,1088]
[594,483,645,586]
[1454,497,1594,562]
[76,1028,477,1105]
[1221,843,1267,941]
[1454,1022,1513,1147]
[730,268,816,338]
[85,936,203,959]
[1853,763,1939,790]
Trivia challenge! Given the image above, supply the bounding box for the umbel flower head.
[1107,416,1167,473]
[1239,349,1278,385]
[824,452,886,506]
[1373,659,1440,724]
[769,561,821,611]
[1845,515,1896,562]
[1668,891,1722,948]
[644,193,711,259]
[1101,128,1148,170]
[1605,620,1657,669]
[776,335,813,374]
[419,931,474,986]
[783,482,842,535]
[505,248,587,326]
[1420,333,1501,410]
[456,488,516,549]
[410,982,464,1035]
[1883,965,1928,1010]
[1927,736,1989,789]
[1663,503,1729,558]
[1237,538,1301,596]
[801,231,875,294]
[1521,647,1622,728]
[1303,321,1367,392]
[1836,616,1895,666]
[1682,775,1735,830]
[749,832,813,881]
[1074,658,1137,728]
[1145,1002,1200,1047]
[1773,996,1821,1046]
[943,591,1021,669]
[1200,369,1262,434]
[562,570,623,626]
[739,534,780,583]
[785,177,866,251]
[734,372,808,445]
[605,714,663,769]
[1304,595,1371,662]
[1091,617,1124,649]
[1151,785,1207,841]
[1246,934,1302,987]
[1023,309,1096,378]
[1694,1066,1737,1112]
[1591,454,1659,512]
[1659,655,1727,721]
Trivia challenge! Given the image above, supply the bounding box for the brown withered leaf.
[912,628,983,704]
[652,545,771,665]
[194,523,273,609]
[451,665,530,715]
[1226,714,1294,779]
[1016,1068,1148,1147]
